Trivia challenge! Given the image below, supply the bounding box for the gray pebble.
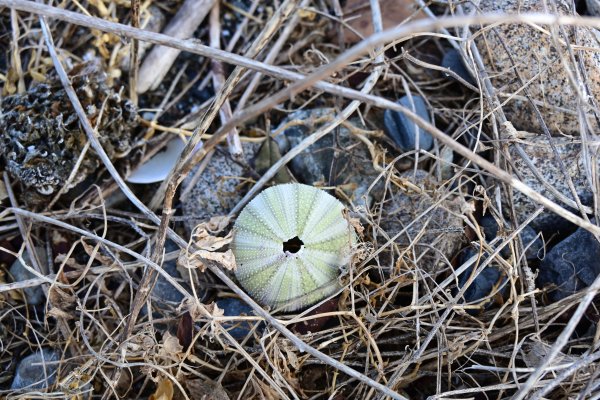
[383,95,433,152]
[273,108,383,207]
[478,214,544,260]
[11,349,59,390]
[216,298,262,339]
[151,240,187,306]
[9,248,47,305]
[457,247,506,308]
[441,48,475,86]
[538,225,600,301]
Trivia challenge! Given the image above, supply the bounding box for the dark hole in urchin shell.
[283,236,304,254]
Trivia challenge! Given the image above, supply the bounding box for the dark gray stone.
[457,247,506,306]
[520,225,544,261]
[216,298,261,339]
[478,215,544,260]
[9,248,46,305]
[538,225,600,301]
[383,95,433,152]
[441,48,475,86]
[151,240,187,305]
[273,108,383,207]
[11,349,59,390]
[479,215,500,242]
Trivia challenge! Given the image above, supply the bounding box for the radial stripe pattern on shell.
[231,183,355,312]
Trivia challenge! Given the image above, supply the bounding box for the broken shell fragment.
[231,183,354,312]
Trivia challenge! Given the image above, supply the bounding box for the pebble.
[151,240,187,307]
[504,134,592,234]
[383,95,433,152]
[441,48,475,86]
[467,0,600,135]
[273,108,383,207]
[181,142,259,232]
[9,248,47,305]
[478,214,544,260]
[538,224,600,301]
[378,170,465,273]
[456,247,506,307]
[11,349,59,390]
[215,298,260,339]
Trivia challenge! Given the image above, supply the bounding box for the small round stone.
[11,349,59,390]
[230,183,355,312]
[441,48,475,86]
[383,95,433,152]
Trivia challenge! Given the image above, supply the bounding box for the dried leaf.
[177,311,194,351]
[347,216,364,237]
[81,240,114,265]
[180,249,236,272]
[206,302,225,318]
[181,298,224,321]
[191,227,232,252]
[255,379,282,399]
[198,216,231,233]
[47,307,73,320]
[162,332,183,355]
[149,379,174,400]
[298,8,317,21]
[48,286,77,311]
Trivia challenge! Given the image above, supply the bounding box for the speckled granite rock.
[181,143,259,232]
[378,170,466,273]
[504,134,592,233]
[468,0,600,135]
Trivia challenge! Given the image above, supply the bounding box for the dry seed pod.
[231,183,354,311]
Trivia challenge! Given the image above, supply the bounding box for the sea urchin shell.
[231,183,354,312]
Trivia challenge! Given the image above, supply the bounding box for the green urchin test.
[231,183,354,312]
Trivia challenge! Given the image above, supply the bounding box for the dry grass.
[1,0,600,399]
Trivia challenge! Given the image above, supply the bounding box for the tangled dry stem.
[1,0,600,399]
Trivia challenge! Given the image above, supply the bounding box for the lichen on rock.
[0,61,137,204]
